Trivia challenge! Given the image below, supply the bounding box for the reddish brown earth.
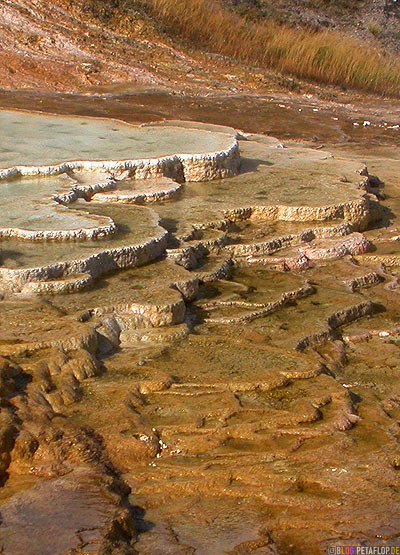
[0,0,272,94]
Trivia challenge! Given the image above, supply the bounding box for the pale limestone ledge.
[0,138,239,240]
[0,176,181,241]
[0,321,98,357]
[92,298,186,331]
[223,196,371,231]
[51,177,116,204]
[187,194,372,238]
[80,258,234,334]
[344,272,383,292]
[70,256,234,338]
[204,281,315,325]
[0,140,240,183]
[295,300,377,352]
[0,226,169,293]
[90,177,184,205]
[227,222,354,258]
[21,273,94,295]
[168,216,369,273]
[0,177,117,241]
[0,219,117,241]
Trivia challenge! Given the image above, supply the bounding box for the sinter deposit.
[0,111,399,554]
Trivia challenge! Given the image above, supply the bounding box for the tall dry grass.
[151,0,400,96]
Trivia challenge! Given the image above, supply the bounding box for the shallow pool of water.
[0,110,232,169]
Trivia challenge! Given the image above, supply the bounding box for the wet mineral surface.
[0,103,400,554]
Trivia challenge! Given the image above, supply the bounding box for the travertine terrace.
[1,110,400,554]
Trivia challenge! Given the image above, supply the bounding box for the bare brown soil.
[0,0,271,94]
[2,0,400,99]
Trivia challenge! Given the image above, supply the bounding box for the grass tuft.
[368,21,383,38]
[151,0,400,96]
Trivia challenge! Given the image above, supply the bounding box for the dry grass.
[151,0,400,96]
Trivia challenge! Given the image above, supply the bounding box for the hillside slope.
[0,0,254,93]
[0,0,172,91]
[1,0,400,96]
[227,0,400,53]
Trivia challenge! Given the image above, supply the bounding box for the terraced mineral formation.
[2,114,400,554]
[0,111,239,181]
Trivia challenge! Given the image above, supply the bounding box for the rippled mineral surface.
[1,108,400,554]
